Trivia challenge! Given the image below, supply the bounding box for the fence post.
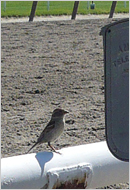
[109,1,117,18]
[47,1,50,11]
[29,1,38,22]
[4,1,6,12]
[87,1,90,10]
[71,1,79,20]
[124,1,126,8]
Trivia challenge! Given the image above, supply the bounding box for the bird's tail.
[26,142,39,154]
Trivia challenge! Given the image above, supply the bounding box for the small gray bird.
[26,108,68,154]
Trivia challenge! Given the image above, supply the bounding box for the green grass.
[1,1,129,17]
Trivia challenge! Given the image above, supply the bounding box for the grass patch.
[1,1,129,17]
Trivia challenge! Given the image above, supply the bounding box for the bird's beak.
[64,110,69,114]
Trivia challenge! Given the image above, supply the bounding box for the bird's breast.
[50,120,64,141]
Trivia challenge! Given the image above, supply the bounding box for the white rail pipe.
[1,141,129,189]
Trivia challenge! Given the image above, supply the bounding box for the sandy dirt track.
[1,16,129,189]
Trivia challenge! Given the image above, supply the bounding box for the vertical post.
[109,1,117,18]
[87,1,89,10]
[29,1,38,22]
[124,1,126,8]
[4,1,6,12]
[47,1,50,11]
[71,1,79,20]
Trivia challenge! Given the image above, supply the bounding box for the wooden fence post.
[71,1,79,20]
[29,1,38,22]
[109,1,117,18]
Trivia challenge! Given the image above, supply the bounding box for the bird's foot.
[54,150,62,155]
[48,142,62,155]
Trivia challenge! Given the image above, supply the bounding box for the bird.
[26,108,69,154]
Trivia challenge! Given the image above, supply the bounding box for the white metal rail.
[1,141,129,189]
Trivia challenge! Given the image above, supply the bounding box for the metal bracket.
[44,163,92,189]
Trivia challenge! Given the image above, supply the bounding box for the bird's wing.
[44,120,55,132]
[37,120,55,143]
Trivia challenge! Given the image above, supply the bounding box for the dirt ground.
[1,18,129,189]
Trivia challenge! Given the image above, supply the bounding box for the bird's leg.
[48,142,61,154]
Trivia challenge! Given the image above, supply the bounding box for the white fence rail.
[1,141,129,189]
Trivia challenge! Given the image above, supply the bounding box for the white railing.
[1,141,129,189]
